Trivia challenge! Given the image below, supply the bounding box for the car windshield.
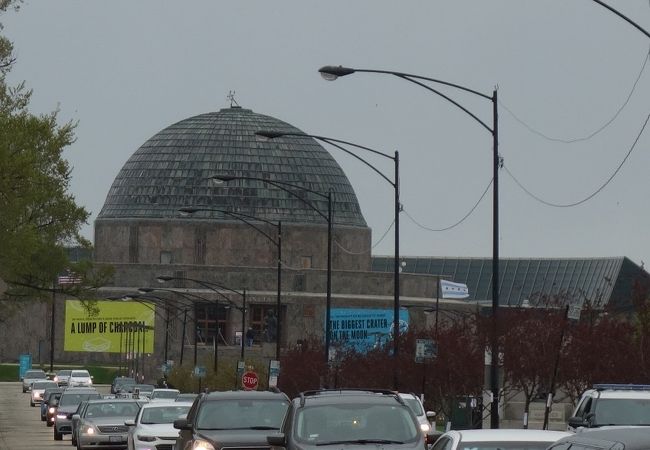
[57,370,71,376]
[71,371,90,377]
[25,371,46,379]
[84,402,140,418]
[176,394,198,402]
[140,405,191,424]
[195,399,288,430]
[33,381,58,390]
[594,399,650,426]
[401,397,424,416]
[59,392,101,406]
[294,404,419,445]
[47,392,62,402]
[114,377,135,386]
[152,390,179,399]
[134,384,154,392]
[458,442,555,450]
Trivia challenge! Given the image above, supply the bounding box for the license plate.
[109,436,123,443]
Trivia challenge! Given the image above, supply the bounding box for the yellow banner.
[64,300,155,353]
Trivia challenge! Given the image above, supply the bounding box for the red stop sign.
[242,371,259,390]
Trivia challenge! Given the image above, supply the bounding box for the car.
[21,368,47,392]
[53,387,102,440]
[41,388,62,419]
[132,384,155,399]
[71,398,147,450]
[53,369,72,386]
[175,393,199,403]
[150,388,180,401]
[126,401,191,450]
[568,384,650,431]
[68,369,93,387]
[40,387,63,422]
[111,376,136,394]
[399,392,435,434]
[30,380,58,407]
[548,426,650,450]
[174,390,290,450]
[267,389,435,450]
[431,429,571,450]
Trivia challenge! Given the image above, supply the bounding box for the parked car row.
[21,372,650,450]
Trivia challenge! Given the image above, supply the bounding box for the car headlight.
[53,376,59,382]
[420,423,431,433]
[192,439,216,450]
[56,414,67,419]
[137,434,157,442]
[83,425,96,435]
[34,392,41,398]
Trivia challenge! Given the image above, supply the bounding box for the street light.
[211,175,333,366]
[178,207,282,360]
[156,275,248,361]
[320,64,501,428]
[255,130,402,388]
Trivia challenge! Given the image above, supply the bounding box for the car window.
[85,402,140,418]
[152,390,179,399]
[432,436,452,450]
[294,404,419,444]
[196,399,288,430]
[141,405,191,424]
[71,370,90,377]
[59,392,101,406]
[58,370,71,376]
[401,397,424,416]
[25,370,46,378]
[33,381,58,389]
[457,441,558,450]
[593,398,650,426]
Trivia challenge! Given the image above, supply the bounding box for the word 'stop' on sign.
[242,371,259,390]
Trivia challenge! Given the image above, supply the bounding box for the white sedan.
[431,429,571,450]
[126,401,191,450]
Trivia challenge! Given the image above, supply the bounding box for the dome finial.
[227,90,240,108]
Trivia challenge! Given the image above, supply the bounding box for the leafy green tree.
[0,0,109,303]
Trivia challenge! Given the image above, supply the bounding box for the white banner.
[440,279,469,299]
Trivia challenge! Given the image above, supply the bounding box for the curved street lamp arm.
[179,207,279,246]
[157,275,244,310]
[398,74,493,134]
[590,0,650,39]
[211,175,329,221]
[257,131,395,186]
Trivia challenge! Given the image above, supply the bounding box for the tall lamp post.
[255,130,402,389]
[319,64,500,428]
[178,207,282,360]
[156,275,248,361]
[211,175,334,366]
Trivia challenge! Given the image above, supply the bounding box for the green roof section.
[98,106,367,227]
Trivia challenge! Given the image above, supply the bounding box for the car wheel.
[54,428,63,441]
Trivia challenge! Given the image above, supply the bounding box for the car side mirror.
[72,414,80,421]
[124,419,135,426]
[568,416,586,428]
[426,411,436,419]
[267,433,287,447]
[173,418,192,430]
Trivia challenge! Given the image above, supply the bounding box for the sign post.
[268,360,280,389]
[242,371,259,391]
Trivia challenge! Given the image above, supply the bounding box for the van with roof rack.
[567,384,650,432]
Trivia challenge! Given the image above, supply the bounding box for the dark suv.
[269,389,434,450]
[174,390,290,450]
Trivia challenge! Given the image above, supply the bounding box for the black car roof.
[297,389,404,408]
[553,427,650,449]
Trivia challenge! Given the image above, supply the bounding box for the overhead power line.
[505,112,650,208]
[500,48,649,144]
[403,179,493,232]
[333,219,395,255]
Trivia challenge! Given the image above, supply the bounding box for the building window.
[300,256,312,268]
[249,305,285,345]
[195,304,228,344]
[160,251,172,264]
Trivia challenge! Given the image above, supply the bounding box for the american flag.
[57,271,82,285]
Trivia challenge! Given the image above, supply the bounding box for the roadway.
[0,382,110,450]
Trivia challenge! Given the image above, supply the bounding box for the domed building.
[89,106,439,370]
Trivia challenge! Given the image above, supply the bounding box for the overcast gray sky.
[5,1,650,265]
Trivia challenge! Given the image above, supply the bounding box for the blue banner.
[328,308,409,353]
